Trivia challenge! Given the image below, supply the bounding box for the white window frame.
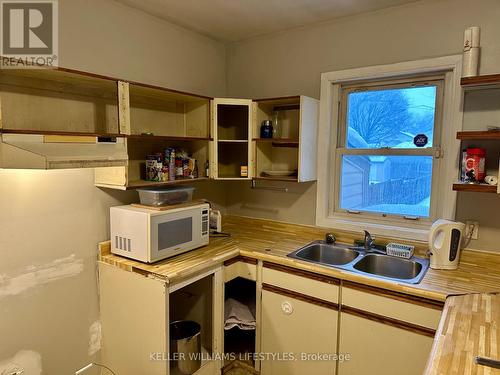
[316,56,463,241]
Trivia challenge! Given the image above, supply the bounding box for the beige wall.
[60,0,226,97]
[225,0,500,251]
[0,0,226,374]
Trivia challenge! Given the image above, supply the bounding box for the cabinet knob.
[281,301,294,315]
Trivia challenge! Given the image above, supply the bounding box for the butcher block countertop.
[424,293,500,375]
[99,215,500,302]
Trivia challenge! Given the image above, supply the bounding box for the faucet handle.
[325,233,336,244]
[363,230,375,247]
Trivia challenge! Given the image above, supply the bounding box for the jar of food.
[465,148,486,182]
[240,163,248,177]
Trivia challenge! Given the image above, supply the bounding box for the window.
[316,56,463,240]
[336,78,443,220]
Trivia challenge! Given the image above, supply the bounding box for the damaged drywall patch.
[88,320,102,356]
[0,254,84,299]
[0,350,42,375]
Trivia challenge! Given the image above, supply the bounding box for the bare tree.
[347,89,409,146]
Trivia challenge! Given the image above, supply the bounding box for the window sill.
[317,215,430,242]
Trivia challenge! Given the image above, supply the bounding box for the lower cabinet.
[261,288,338,375]
[99,261,224,375]
[338,282,443,375]
[99,255,443,375]
[260,263,340,375]
[339,312,434,375]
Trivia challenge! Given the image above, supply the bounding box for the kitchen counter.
[424,293,500,374]
[99,215,500,302]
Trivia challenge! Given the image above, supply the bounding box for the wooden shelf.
[216,176,250,180]
[254,138,299,147]
[97,177,210,190]
[254,95,300,103]
[0,129,213,142]
[456,131,500,140]
[452,182,497,193]
[126,134,211,141]
[461,74,500,89]
[253,176,298,182]
[0,128,125,138]
[218,139,248,143]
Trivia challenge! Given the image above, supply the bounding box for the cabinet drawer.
[342,282,443,330]
[262,262,339,304]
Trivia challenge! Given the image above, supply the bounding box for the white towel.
[224,298,256,331]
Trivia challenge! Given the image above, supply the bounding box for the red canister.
[465,148,486,182]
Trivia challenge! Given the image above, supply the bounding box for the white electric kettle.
[428,219,466,270]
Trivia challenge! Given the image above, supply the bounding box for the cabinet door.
[99,262,168,375]
[260,288,337,375]
[298,95,319,182]
[211,98,253,180]
[339,311,434,375]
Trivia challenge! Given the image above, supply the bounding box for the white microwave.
[110,203,210,263]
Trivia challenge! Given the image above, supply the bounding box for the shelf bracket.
[251,179,288,193]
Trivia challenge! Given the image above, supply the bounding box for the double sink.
[287,241,429,284]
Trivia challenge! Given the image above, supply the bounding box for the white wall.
[224,0,500,252]
[0,0,226,374]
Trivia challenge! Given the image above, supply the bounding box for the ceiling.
[114,0,420,42]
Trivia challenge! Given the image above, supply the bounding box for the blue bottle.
[260,120,273,138]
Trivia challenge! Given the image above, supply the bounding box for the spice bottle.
[205,161,210,177]
[240,163,248,177]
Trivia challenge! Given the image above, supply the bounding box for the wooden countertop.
[99,215,500,302]
[425,293,500,374]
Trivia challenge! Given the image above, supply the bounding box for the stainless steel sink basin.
[353,254,427,283]
[289,241,360,266]
[287,241,429,284]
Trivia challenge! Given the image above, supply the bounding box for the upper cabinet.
[0,68,128,169]
[0,66,319,186]
[253,96,319,182]
[210,98,253,180]
[0,68,120,135]
[210,95,319,182]
[453,74,500,194]
[95,82,212,190]
[126,82,210,139]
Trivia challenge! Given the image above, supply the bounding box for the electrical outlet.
[465,221,479,240]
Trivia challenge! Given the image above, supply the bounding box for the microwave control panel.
[202,208,209,237]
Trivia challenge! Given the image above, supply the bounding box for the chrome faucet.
[325,233,336,244]
[363,230,375,252]
[361,230,386,254]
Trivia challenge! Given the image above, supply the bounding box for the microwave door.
[150,210,201,261]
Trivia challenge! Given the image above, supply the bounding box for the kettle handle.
[428,225,441,253]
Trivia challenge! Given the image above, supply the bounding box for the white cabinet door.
[298,95,319,182]
[260,288,337,375]
[210,98,253,180]
[99,262,169,375]
[338,311,434,375]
